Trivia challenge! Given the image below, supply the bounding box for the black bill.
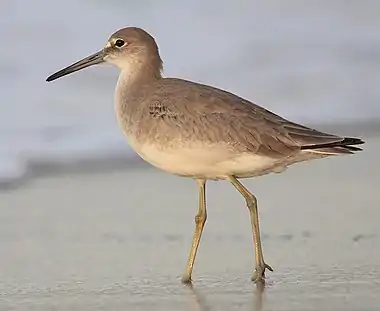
[46,50,105,82]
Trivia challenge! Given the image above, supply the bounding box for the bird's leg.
[228,176,273,283]
[181,179,207,284]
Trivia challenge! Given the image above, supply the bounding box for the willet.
[46,27,364,284]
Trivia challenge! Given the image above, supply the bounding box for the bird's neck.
[114,56,163,135]
[116,55,162,99]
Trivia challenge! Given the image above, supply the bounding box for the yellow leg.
[228,176,273,282]
[182,179,207,284]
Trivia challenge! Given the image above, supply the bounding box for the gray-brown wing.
[146,78,343,157]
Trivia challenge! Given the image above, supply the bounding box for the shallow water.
[2,269,380,311]
[1,0,379,183]
[1,139,379,310]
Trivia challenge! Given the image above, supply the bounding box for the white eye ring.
[115,39,125,48]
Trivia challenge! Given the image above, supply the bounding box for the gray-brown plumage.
[46,27,364,284]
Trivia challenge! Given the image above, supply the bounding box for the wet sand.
[1,135,379,311]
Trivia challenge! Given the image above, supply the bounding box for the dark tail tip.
[301,137,365,152]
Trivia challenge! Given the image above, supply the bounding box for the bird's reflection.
[253,281,265,311]
[184,280,266,311]
[184,283,212,311]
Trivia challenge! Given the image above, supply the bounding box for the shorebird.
[46,27,364,284]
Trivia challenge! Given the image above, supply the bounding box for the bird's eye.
[115,39,125,48]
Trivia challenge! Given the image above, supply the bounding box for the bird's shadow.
[183,280,266,311]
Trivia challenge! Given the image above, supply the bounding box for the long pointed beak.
[46,50,105,82]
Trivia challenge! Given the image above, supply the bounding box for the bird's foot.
[181,275,193,284]
[252,262,273,283]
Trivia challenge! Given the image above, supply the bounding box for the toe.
[251,262,273,282]
[265,263,274,272]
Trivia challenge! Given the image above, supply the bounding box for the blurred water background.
[0,0,379,185]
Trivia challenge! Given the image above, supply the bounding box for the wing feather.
[144,78,349,157]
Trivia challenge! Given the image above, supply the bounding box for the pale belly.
[127,139,278,180]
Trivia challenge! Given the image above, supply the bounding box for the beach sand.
[1,131,379,311]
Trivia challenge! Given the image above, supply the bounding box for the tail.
[300,137,365,155]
